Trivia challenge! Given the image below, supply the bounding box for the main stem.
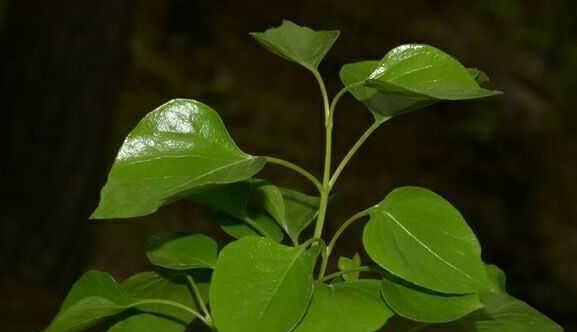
[313,70,332,240]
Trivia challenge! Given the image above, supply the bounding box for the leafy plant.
[45,20,563,332]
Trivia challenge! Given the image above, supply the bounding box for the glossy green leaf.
[293,280,393,332]
[122,271,209,324]
[108,314,185,332]
[340,45,500,119]
[380,274,483,323]
[215,212,284,242]
[210,237,315,332]
[44,271,134,332]
[271,187,320,243]
[91,99,266,219]
[366,44,501,100]
[362,186,491,294]
[338,253,362,281]
[250,20,339,71]
[340,60,433,120]
[456,293,563,332]
[146,233,218,270]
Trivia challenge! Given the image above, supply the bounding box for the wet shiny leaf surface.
[340,45,500,119]
[91,99,265,219]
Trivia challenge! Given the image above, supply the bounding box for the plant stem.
[186,275,211,321]
[318,208,371,278]
[133,299,211,326]
[264,156,322,192]
[327,209,371,255]
[321,266,373,282]
[329,118,388,189]
[312,70,332,240]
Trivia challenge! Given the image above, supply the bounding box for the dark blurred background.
[1,0,576,331]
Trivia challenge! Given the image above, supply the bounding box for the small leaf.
[468,68,491,84]
[485,264,507,293]
[380,274,483,323]
[250,20,340,71]
[456,293,563,332]
[338,253,362,281]
[362,186,491,294]
[340,45,500,119]
[189,180,287,242]
[108,314,185,332]
[146,233,218,270]
[44,271,134,332]
[293,280,393,332]
[210,237,315,332]
[122,271,208,324]
[256,183,286,226]
[274,187,320,243]
[91,99,266,219]
[214,212,284,242]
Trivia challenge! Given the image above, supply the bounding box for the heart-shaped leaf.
[146,233,218,270]
[455,293,563,332]
[338,253,362,281]
[44,271,135,332]
[250,20,340,71]
[108,314,185,332]
[91,99,266,219]
[362,186,491,294]
[340,45,500,119]
[209,237,315,332]
[214,212,284,242]
[122,271,209,324]
[293,280,393,332]
[380,274,483,323]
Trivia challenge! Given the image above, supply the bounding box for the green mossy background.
[1,0,576,330]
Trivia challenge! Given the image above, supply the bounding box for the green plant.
[45,20,563,332]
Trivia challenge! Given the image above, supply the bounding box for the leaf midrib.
[255,245,309,324]
[383,210,475,284]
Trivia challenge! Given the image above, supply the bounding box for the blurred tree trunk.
[0,0,134,289]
